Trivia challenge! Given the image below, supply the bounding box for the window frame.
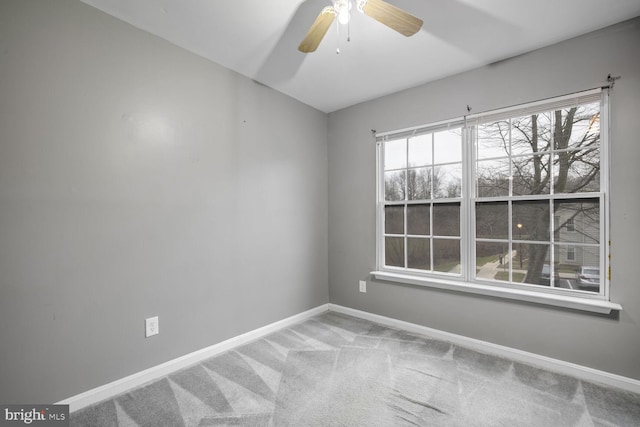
[374,89,620,313]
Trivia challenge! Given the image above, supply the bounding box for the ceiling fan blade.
[298,6,337,53]
[362,0,423,37]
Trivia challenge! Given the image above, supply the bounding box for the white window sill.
[371,271,622,315]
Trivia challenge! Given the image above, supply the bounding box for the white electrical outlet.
[145,316,159,338]
[359,280,367,293]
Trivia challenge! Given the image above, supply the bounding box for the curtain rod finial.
[607,74,621,88]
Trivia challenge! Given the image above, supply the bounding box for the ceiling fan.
[298,0,423,53]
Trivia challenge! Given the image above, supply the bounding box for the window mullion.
[601,91,610,300]
[404,137,410,269]
[508,118,513,197]
[463,124,474,282]
[549,199,556,287]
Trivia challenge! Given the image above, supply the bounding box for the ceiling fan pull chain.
[336,17,341,54]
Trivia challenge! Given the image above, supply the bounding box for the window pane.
[476,202,508,239]
[574,247,600,292]
[433,129,462,164]
[433,239,460,273]
[520,243,552,287]
[554,198,599,243]
[385,237,404,268]
[433,203,460,236]
[555,245,577,272]
[407,204,430,235]
[385,170,405,201]
[559,102,600,150]
[476,241,510,281]
[433,164,462,198]
[512,200,550,242]
[408,134,431,167]
[512,154,551,195]
[384,138,406,170]
[407,168,431,200]
[384,206,404,235]
[554,148,600,193]
[476,158,510,197]
[511,113,552,155]
[477,121,509,160]
[407,238,430,270]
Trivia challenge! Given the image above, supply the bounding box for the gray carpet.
[70,311,640,426]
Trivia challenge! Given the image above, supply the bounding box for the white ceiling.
[81,0,640,113]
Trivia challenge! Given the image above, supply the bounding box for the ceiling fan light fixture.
[334,0,352,25]
[338,8,350,25]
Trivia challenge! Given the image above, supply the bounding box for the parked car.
[576,266,600,291]
[540,264,560,286]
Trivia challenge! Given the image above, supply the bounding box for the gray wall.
[328,18,640,380]
[0,0,328,403]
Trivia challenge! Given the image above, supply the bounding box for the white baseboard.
[57,304,329,412]
[328,303,640,395]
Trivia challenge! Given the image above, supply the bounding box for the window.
[375,89,613,308]
[565,218,575,232]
